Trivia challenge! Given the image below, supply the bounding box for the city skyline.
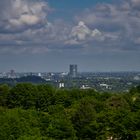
[0,0,140,72]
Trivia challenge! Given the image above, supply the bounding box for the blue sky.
[0,0,140,72]
[47,0,115,21]
[47,0,114,9]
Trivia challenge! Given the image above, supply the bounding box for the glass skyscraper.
[69,64,78,78]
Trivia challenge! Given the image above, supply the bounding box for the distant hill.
[0,76,46,85]
[16,76,46,83]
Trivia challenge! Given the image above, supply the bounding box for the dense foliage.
[0,83,140,140]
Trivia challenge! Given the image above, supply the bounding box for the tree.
[40,111,77,140]
[54,89,72,108]
[0,108,41,140]
[106,95,130,110]
[6,83,37,109]
[71,97,97,139]
[0,84,10,106]
[35,84,55,111]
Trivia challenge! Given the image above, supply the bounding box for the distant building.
[80,85,91,90]
[134,75,140,80]
[100,83,111,89]
[38,73,42,77]
[69,64,78,78]
[9,69,16,78]
[59,83,65,88]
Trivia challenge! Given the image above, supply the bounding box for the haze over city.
[0,0,140,72]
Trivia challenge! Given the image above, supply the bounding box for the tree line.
[0,83,140,140]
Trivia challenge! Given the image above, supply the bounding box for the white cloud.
[9,14,40,26]
[0,45,50,54]
[74,0,140,51]
[91,29,102,37]
[0,0,140,54]
[66,21,103,45]
[0,0,49,32]
[65,39,80,45]
[71,21,91,41]
[130,0,140,8]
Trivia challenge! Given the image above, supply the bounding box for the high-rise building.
[9,69,16,78]
[69,64,78,78]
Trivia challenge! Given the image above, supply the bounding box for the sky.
[0,0,140,72]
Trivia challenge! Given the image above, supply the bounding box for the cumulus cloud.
[130,0,140,9]
[9,15,40,26]
[74,0,140,52]
[71,21,91,41]
[91,29,102,37]
[0,45,50,54]
[0,0,49,33]
[0,0,140,54]
[65,21,103,45]
[0,0,53,54]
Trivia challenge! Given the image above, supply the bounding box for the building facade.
[69,64,78,78]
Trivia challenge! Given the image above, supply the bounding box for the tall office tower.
[9,69,16,78]
[69,64,78,78]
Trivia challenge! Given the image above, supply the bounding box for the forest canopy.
[0,83,140,140]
